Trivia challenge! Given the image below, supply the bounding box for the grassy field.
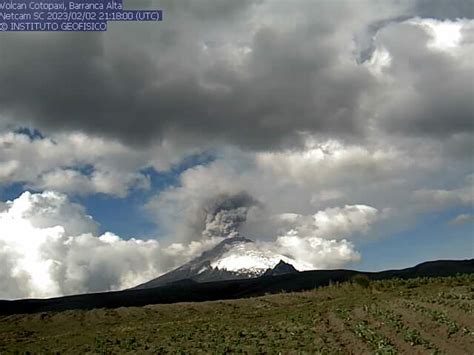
[0,274,472,354]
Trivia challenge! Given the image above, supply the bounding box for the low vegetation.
[351,273,371,288]
[0,274,472,353]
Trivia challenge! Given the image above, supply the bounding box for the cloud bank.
[0,191,377,299]
[0,2,471,150]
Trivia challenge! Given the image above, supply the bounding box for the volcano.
[134,236,299,289]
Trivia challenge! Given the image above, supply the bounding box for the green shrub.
[352,274,371,288]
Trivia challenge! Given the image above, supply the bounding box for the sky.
[0,0,473,300]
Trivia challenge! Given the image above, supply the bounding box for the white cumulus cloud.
[0,190,378,299]
[0,131,199,197]
[0,191,218,299]
[272,205,379,240]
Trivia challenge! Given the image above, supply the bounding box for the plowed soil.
[0,275,472,353]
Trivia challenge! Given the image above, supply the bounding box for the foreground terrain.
[0,275,472,354]
[2,259,472,315]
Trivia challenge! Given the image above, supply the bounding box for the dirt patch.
[390,301,471,354]
[417,301,474,332]
[353,306,432,354]
[326,311,372,354]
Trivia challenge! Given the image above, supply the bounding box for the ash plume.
[202,192,260,239]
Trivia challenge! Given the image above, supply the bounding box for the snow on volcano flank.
[133,236,301,289]
[210,240,300,276]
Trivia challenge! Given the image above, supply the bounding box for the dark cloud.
[0,0,471,151]
[0,0,377,150]
[415,0,474,20]
[375,21,474,137]
[160,0,259,21]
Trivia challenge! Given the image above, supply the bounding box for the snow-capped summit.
[209,238,299,277]
[134,236,299,289]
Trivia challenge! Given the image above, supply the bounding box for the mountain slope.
[263,260,299,276]
[134,236,299,289]
[1,259,472,315]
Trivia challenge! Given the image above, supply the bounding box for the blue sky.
[73,154,216,238]
[354,206,474,271]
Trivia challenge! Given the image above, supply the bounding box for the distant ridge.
[0,259,472,315]
[263,260,299,277]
